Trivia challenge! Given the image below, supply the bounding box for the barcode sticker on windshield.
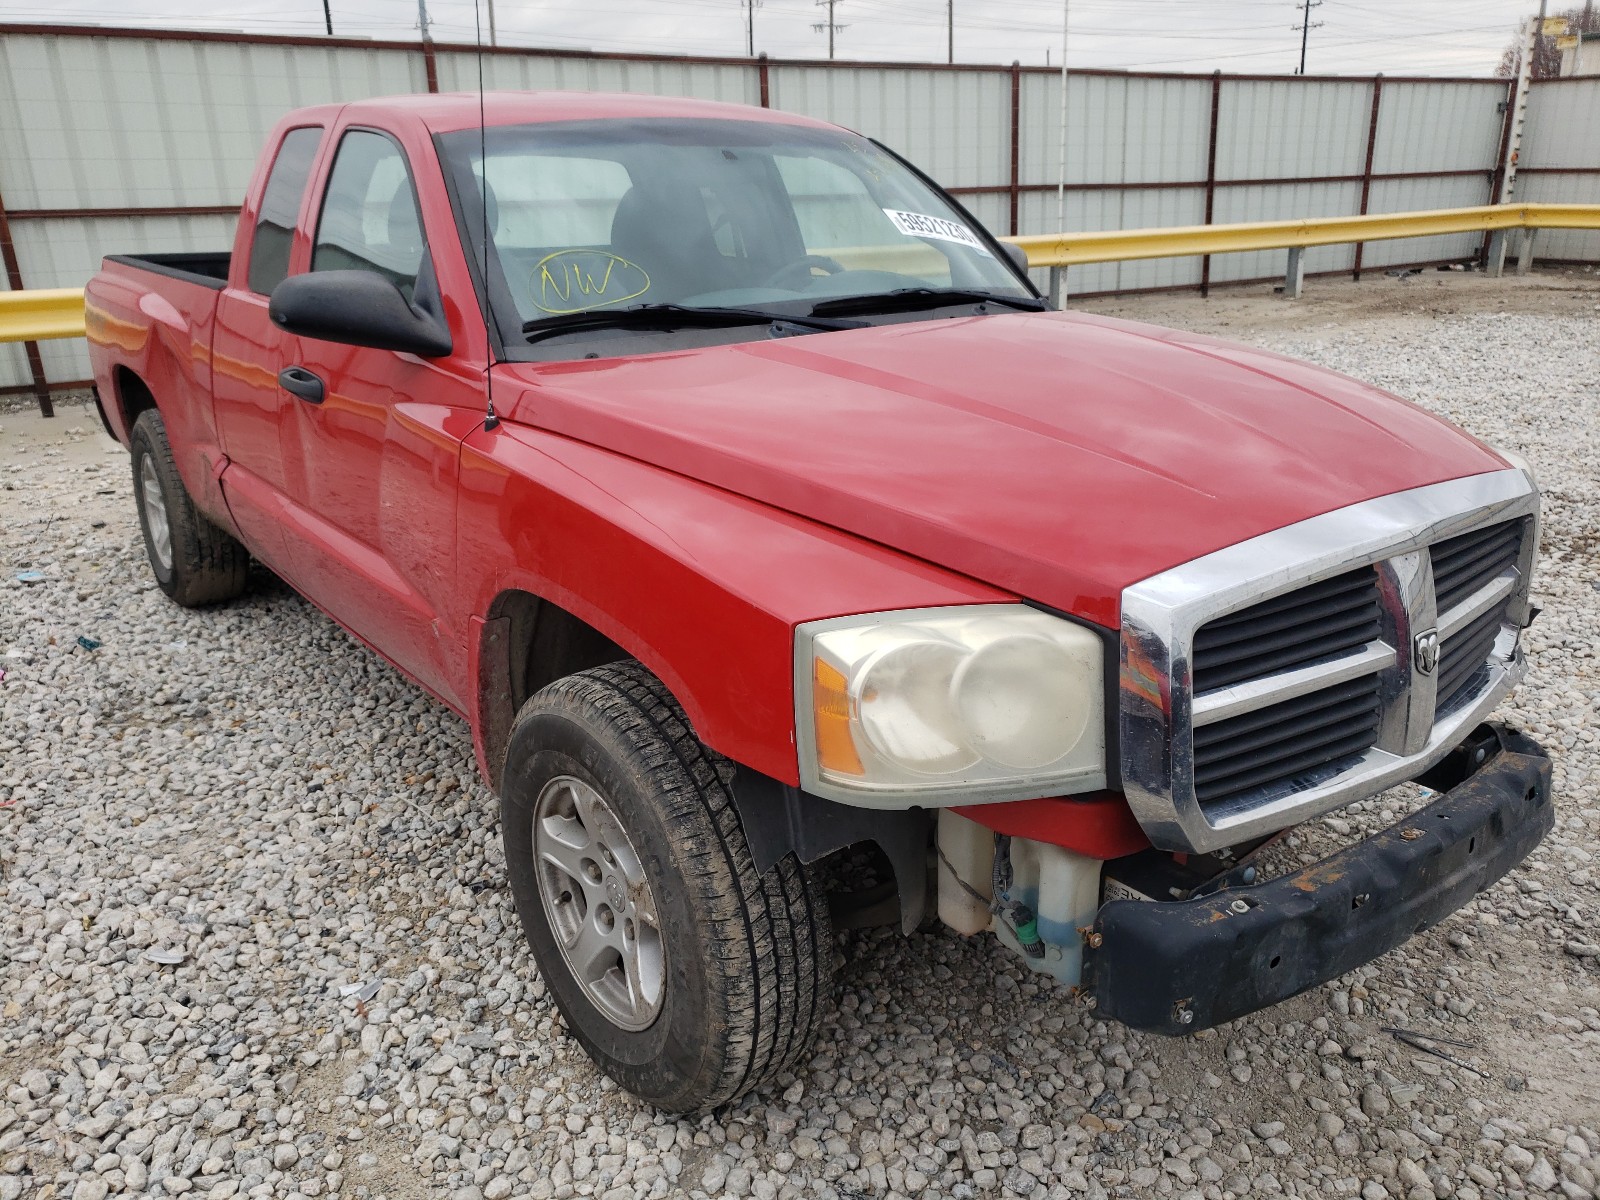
[883,209,992,256]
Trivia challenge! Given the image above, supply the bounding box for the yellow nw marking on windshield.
[533,250,650,314]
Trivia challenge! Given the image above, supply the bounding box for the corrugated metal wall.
[0,26,1593,396]
[0,29,427,392]
[1517,78,1600,264]
[1018,72,1212,294]
[433,50,757,105]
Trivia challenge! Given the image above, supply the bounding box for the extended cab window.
[246,126,323,296]
[312,130,427,300]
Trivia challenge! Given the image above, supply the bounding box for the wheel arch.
[110,364,159,444]
[472,585,933,934]
[472,586,669,794]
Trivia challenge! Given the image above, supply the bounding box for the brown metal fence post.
[422,37,440,92]
[759,52,770,107]
[0,183,53,417]
[1009,61,1022,235]
[1199,71,1221,298]
[1352,74,1383,280]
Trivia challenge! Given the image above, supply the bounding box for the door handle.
[278,366,325,404]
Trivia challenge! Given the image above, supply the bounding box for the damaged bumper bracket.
[1085,724,1553,1034]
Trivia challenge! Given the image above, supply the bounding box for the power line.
[0,0,1522,74]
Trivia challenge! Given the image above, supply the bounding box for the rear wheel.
[501,661,833,1113]
[130,409,249,607]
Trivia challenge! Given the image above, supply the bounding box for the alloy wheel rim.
[139,455,173,573]
[533,774,666,1031]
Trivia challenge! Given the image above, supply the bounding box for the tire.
[501,661,833,1113]
[130,409,250,607]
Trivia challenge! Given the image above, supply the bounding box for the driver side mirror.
[269,269,452,358]
[1001,241,1031,277]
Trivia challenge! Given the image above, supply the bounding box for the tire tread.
[130,410,249,607]
[511,661,831,1111]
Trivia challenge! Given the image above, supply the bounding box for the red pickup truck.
[85,91,1551,1113]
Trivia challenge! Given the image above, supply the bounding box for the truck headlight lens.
[796,605,1106,807]
[857,641,976,773]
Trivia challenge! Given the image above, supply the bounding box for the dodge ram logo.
[1414,629,1440,675]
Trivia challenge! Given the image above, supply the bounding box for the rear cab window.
[247,126,324,296]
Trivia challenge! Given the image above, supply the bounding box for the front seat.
[609,184,737,303]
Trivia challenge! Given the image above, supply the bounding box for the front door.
[271,127,480,710]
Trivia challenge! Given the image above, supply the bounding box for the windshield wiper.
[809,287,1047,318]
[522,303,863,343]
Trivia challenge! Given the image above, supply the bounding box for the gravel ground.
[2,272,1598,1200]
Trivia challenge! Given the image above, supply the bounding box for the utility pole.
[947,0,953,64]
[812,0,846,59]
[1293,0,1322,75]
[417,0,431,42]
[744,0,758,56]
[1053,0,1069,306]
[487,0,497,46]
[321,0,333,35]
[1535,0,1550,76]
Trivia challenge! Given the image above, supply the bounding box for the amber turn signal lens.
[813,658,865,777]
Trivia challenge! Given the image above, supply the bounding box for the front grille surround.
[1120,470,1537,853]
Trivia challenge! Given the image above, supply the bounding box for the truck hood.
[497,310,1505,627]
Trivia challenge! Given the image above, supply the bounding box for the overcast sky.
[0,0,1548,76]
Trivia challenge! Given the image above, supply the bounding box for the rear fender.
[86,267,232,526]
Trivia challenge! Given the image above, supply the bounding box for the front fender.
[458,421,1009,786]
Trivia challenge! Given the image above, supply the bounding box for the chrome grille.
[1193,673,1382,811]
[1431,521,1524,712]
[1120,471,1538,853]
[1191,566,1382,693]
[1190,566,1385,810]
[1431,521,1523,612]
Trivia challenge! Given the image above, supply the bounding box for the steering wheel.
[761,254,846,292]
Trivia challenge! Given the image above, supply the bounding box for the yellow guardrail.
[1006,202,1600,267]
[1,202,1596,347]
[0,287,87,343]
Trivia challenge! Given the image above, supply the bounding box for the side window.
[246,126,323,296]
[312,131,427,300]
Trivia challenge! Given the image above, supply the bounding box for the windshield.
[437,117,1033,356]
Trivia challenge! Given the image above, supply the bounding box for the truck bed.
[85,251,236,520]
[103,251,230,289]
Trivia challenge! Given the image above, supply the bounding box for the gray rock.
[5,297,1600,1200]
[1505,1144,1537,1173]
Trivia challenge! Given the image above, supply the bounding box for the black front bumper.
[1085,724,1553,1034]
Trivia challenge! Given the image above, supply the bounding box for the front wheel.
[501,661,833,1113]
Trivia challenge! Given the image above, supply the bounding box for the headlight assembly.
[795,605,1107,807]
